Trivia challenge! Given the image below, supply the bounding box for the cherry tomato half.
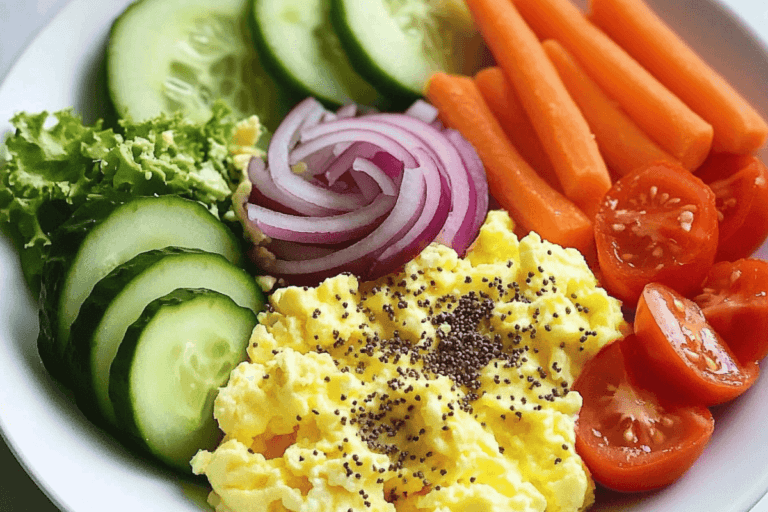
[574,338,714,493]
[632,283,759,406]
[696,154,768,262]
[694,259,768,365]
[595,161,718,306]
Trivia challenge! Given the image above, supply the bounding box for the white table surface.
[0,0,767,511]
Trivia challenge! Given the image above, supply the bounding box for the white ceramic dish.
[0,0,767,511]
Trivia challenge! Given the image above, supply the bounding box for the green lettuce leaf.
[0,101,243,293]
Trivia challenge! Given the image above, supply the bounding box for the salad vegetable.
[464,0,611,220]
[631,282,759,406]
[426,71,595,256]
[248,0,382,107]
[542,39,680,177]
[67,246,265,426]
[0,103,250,293]
[109,287,258,472]
[239,97,489,285]
[331,0,490,104]
[107,0,292,132]
[574,337,715,492]
[589,0,768,154]
[696,154,768,262]
[509,0,714,171]
[474,66,563,194]
[594,161,719,306]
[694,259,768,365]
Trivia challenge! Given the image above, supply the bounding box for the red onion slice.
[291,129,418,169]
[266,240,349,261]
[352,158,398,196]
[371,149,452,276]
[301,115,474,247]
[246,193,396,244]
[445,129,489,241]
[267,98,369,212]
[324,142,379,185]
[247,157,341,217]
[369,114,477,254]
[243,98,489,286]
[263,167,427,283]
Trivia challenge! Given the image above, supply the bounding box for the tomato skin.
[694,259,768,365]
[574,338,714,493]
[696,154,768,262]
[632,283,759,406]
[595,161,719,306]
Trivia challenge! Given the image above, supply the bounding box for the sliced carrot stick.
[463,0,610,220]
[542,39,680,177]
[510,0,713,171]
[425,71,595,255]
[588,0,768,155]
[474,67,563,192]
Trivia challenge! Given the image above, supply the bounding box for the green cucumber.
[38,195,242,385]
[107,0,292,132]
[109,288,257,472]
[67,247,265,427]
[330,0,492,104]
[248,0,381,108]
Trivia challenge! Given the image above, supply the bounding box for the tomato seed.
[623,426,636,444]
[683,347,701,363]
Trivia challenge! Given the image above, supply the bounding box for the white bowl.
[0,0,767,510]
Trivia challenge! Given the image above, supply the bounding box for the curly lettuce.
[0,101,256,293]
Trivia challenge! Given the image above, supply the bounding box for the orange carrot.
[542,39,680,177]
[588,0,768,155]
[463,0,610,220]
[474,67,563,192]
[426,71,595,255]
[510,0,713,171]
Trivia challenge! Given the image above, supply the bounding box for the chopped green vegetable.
[0,101,252,293]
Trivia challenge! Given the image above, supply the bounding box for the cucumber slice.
[67,247,265,426]
[109,288,257,472]
[107,0,291,131]
[330,0,492,103]
[38,195,242,385]
[249,0,381,107]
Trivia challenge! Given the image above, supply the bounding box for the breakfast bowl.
[1,0,767,510]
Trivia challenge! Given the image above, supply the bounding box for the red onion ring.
[245,193,396,244]
[241,97,489,285]
[263,167,427,284]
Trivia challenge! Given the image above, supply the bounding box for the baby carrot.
[464,0,610,220]
[589,0,768,155]
[543,40,680,177]
[474,67,563,192]
[425,71,595,255]
[511,0,713,171]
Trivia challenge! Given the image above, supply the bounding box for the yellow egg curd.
[192,210,626,512]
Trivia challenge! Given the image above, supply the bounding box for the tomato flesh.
[595,161,718,306]
[633,283,758,406]
[697,154,768,261]
[694,259,768,364]
[574,338,714,493]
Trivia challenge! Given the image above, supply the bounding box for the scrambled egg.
[192,211,626,512]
